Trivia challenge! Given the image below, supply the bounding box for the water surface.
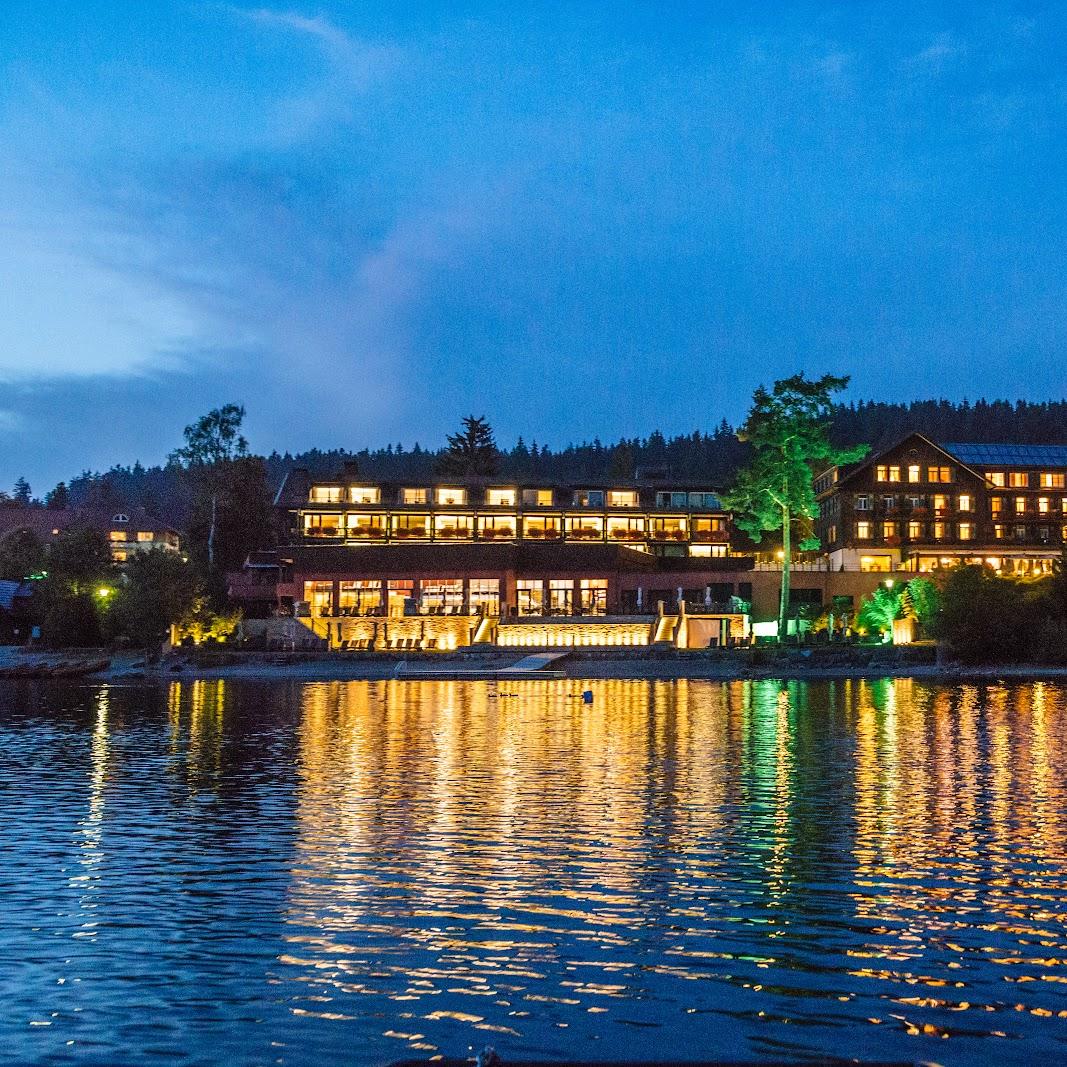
[2,677,1066,1065]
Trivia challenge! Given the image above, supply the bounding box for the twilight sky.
[1,2,1066,491]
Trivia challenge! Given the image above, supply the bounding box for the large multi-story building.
[816,432,1067,575]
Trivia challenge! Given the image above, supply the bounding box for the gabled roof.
[942,442,1067,468]
[828,431,988,491]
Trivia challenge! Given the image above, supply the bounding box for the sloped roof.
[942,442,1067,468]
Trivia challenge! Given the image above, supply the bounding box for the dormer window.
[485,488,517,506]
[436,487,467,506]
[348,486,380,504]
[606,490,639,507]
[401,488,429,504]
[111,512,129,523]
[572,490,604,507]
[309,486,343,504]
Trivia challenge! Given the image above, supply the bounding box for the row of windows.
[302,513,727,541]
[109,530,163,542]
[854,494,1067,515]
[875,464,954,483]
[875,465,1067,489]
[986,471,1066,489]
[854,520,1067,542]
[308,485,721,508]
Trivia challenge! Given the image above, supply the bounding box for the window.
[651,516,688,541]
[1015,496,1027,515]
[690,544,728,557]
[112,549,128,562]
[547,579,573,615]
[860,555,891,573]
[688,491,721,508]
[137,531,154,542]
[400,487,429,504]
[990,496,1003,515]
[691,516,725,541]
[1038,525,1051,542]
[1008,472,1029,488]
[420,579,464,613]
[1014,524,1027,541]
[882,521,897,539]
[303,513,341,537]
[345,513,385,538]
[928,466,953,483]
[522,515,561,539]
[993,524,1006,540]
[828,524,838,543]
[485,488,516,506]
[348,486,380,504]
[607,516,646,542]
[958,522,974,541]
[339,580,382,616]
[932,522,946,539]
[579,578,608,615]
[908,521,922,539]
[573,490,604,507]
[958,494,972,512]
[478,514,516,540]
[434,513,474,539]
[309,486,343,504]
[392,514,430,539]
[607,490,639,507]
[1039,497,1051,514]
[856,521,872,539]
[875,465,900,482]
[387,580,414,617]
[1040,472,1065,489]
[304,580,333,616]
[522,488,553,506]
[655,491,689,508]
[109,530,128,542]
[854,494,871,511]
[517,579,543,616]
[932,494,948,514]
[986,472,1006,487]
[882,495,896,510]
[469,578,501,614]
[907,464,921,483]
[436,487,467,505]
[565,515,605,540]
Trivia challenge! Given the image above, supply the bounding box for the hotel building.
[816,433,1067,575]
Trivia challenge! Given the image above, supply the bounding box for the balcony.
[347,525,385,540]
[435,527,473,540]
[479,527,515,541]
[567,528,604,541]
[608,528,646,542]
[305,526,342,538]
[523,528,562,540]
[651,529,689,542]
[393,527,430,540]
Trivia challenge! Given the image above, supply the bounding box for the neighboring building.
[816,433,1067,575]
[0,506,180,566]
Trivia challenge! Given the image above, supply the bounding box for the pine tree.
[13,477,31,505]
[436,416,500,476]
[45,482,70,509]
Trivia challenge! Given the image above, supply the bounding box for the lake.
[1,677,1066,1065]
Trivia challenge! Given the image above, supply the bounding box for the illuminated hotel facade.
[816,433,1067,576]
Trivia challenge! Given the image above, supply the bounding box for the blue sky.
[1,2,1065,491]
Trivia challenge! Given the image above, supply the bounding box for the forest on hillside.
[9,398,1067,528]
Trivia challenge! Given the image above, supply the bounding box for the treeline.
[13,398,1067,528]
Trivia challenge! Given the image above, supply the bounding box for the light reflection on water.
[1,677,1066,1064]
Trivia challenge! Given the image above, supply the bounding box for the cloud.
[905,33,967,72]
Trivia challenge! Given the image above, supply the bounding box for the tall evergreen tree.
[13,477,31,505]
[436,416,500,476]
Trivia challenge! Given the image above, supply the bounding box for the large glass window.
[304,513,342,537]
[572,490,604,507]
[478,515,516,540]
[651,516,688,541]
[392,514,430,539]
[401,487,429,504]
[522,515,562,539]
[907,465,921,483]
[420,579,464,613]
[607,490,639,507]
[1039,497,1051,514]
[565,515,605,540]
[1040,472,1066,488]
[986,471,1006,487]
[485,488,517,506]
[908,521,922,539]
[882,521,897,539]
[606,516,646,542]
[958,494,972,512]
[690,544,728,558]
[990,496,1003,515]
[436,487,468,505]
[434,514,474,539]
[387,580,413,617]
[345,513,385,539]
[932,494,948,514]
[688,492,721,508]
[1009,472,1029,488]
[1015,496,1027,515]
[875,465,901,483]
[469,578,500,614]
[547,579,573,615]
[928,466,953,483]
[692,516,726,541]
[309,485,343,504]
[339,580,382,616]
[655,491,690,508]
[522,488,553,506]
[579,579,607,615]
[517,579,543,616]
[304,580,333,616]
[856,521,872,539]
[348,486,380,504]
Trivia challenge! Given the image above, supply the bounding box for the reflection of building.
[816,433,1067,575]
[0,505,180,565]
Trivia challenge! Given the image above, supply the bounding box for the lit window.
[309,486,342,504]
[478,514,516,540]
[1015,496,1027,514]
[401,488,429,504]
[689,544,728,558]
[1039,472,1065,489]
[469,578,501,613]
[993,524,1005,539]
[908,521,922,539]
[881,521,896,539]
[606,490,639,507]
[522,488,553,506]
[339,580,382,616]
[607,516,646,541]
[907,465,921,483]
[573,490,605,507]
[434,513,474,538]
[860,555,891,573]
[112,549,127,562]
[348,486,380,504]
[958,522,974,540]
[928,466,953,483]
[522,515,561,539]
[932,521,946,539]
[691,516,725,541]
[990,496,1003,515]
[958,494,972,512]
[137,531,154,542]
[304,513,341,537]
[876,465,887,482]
[485,488,517,506]
[932,494,948,514]
[828,524,838,542]
[345,513,385,538]
[650,516,687,541]
[517,579,544,616]
[109,530,128,542]
[436,487,468,505]
[856,521,872,539]
[1008,472,1029,488]
[986,472,1005,487]
[1062,498,1067,514]
[1039,497,1051,514]
[566,515,605,540]
[304,581,333,616]
[392,514,430,539]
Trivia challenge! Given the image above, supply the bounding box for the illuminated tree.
[723,373,867,641]
[436,415,500,476]
[858,585,903,638]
